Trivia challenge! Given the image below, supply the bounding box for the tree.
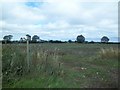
[68,40,72,43]
[19,37,26,43]
[49,40,53,43]
[3,35,13,43]
[101,36,109,43]
[76,35,85,43]
[26,34,31,41]
[90,41,94,43]
[32,35,40,42]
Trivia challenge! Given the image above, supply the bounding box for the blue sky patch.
[25,2,43,8]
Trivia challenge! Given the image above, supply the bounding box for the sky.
[1,0,119,42]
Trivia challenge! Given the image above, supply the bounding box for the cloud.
[1,0,119,42]
[2,2,46,25]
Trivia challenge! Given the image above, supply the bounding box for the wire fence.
[2,42,65,86]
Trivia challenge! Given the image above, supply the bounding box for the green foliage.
[76,35,85,43]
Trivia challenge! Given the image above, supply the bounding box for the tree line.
[1,34,117,44]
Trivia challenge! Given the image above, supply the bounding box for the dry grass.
[2,44,65,86]
[99,47,119,59]
[30,47,64,76]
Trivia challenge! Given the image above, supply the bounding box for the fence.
[2,41,65,86]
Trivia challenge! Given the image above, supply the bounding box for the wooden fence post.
[27,40,30,72]
[0,42,2,89]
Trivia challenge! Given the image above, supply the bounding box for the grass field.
[2,43,119,88]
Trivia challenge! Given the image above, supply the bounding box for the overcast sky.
[1,0,119,42]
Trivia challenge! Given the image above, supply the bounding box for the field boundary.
[0,42,2,90]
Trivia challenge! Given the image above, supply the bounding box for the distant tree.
[90,41,94,43]
[68,40,72,43]
[54,40,62,43]
[32,35,40,42]
[3,35,13,43]
[40,40,47,43]
[26,34,31,41]
[101,36,109,43]
[85,41,88,43]
[49,40,53,43]
[76,35,85,43]
[20,37,26,43]
[12,40,19,43]
[49,40,63,43]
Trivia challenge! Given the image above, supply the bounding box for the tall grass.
[2,43,118,88]
[31,47,64,76]
[2,44,64,86]
[2,44,27,86]
[99,47,119,59]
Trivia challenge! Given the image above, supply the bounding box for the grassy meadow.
[2,43,119,88]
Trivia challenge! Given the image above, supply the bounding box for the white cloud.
[1,0,118,42]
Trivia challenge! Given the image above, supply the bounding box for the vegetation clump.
[99,47,119,59]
